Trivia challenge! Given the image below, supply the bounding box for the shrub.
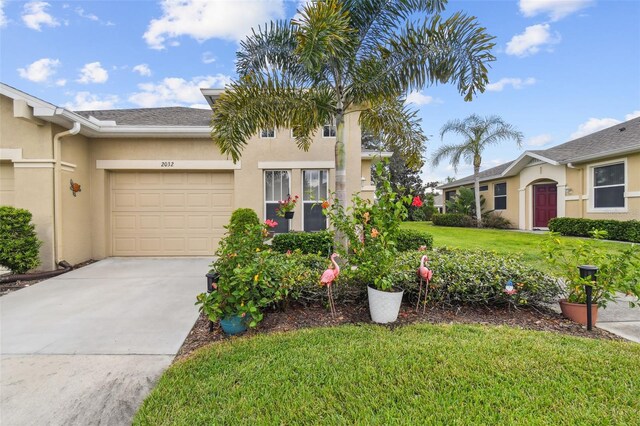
[396,229,433,251]
[393,249,561,308]
[549,217,640,243]
[445,187,485,217]
[0,206,42,273]
[228,208,260,235]
[271,231,333,255]
[432,213,474,227]
[481,211,513,229]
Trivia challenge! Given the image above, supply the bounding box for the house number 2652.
[161,161,175,167]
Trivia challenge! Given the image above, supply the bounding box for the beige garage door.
[111,171,233,256]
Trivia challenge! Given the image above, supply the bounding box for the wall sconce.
[361,177,366,188]
[70,179,81,197]
[565,187,573,195]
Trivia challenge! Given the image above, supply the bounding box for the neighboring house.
[439,117,640,230]
[432,193,443,213]
[0,83,388,271]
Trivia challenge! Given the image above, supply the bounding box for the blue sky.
[1,0,639,184]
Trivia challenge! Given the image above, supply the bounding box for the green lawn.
[134,324,640,425]
[403,222,628,273]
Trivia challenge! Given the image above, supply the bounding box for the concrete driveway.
[1,257,211,426]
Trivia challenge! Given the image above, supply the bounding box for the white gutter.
[53,122,81,263]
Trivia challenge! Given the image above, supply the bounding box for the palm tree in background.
[432,114,523,227]
[211,0,496,221]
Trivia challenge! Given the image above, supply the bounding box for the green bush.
[271,231,333,255]
[549,217,640,243]
[0,206,42,273]
[228,208,260,235]
[396,229,433,251]
[393,249,560,308]
[432,213,474,227]
[481,211,513,229]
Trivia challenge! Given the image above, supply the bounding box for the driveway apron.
[1,257,210,426]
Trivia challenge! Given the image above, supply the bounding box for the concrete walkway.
[597,294,640,343]
[1,257,211,426]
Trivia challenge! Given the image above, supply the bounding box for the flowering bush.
[276,195,299,217]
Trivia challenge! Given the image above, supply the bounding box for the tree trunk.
[334,109,348,250]
[474,165,482,228]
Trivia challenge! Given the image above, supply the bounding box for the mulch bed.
[175,302,621,362]
[0,259,97,297]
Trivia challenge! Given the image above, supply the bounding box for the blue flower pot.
[220,315,248,335]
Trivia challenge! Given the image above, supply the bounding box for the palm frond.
[431,142,468,172]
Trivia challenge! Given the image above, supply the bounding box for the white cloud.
[486,77,536,92]
[570,117,620,139]
[55,79,67,87]
[143,0,286,50]
[625,110,640,121]
[75,7,98,21]
[64,92,119,110]
[506,24,560,57]
[526,134,553,147]
[405,91,436,106]
[201,51,216,64]
[22,1,59,31]
[17,58,60,83]
[0,0,8,27]
[133,64,152,77]
[519,0,593,21]
[77,62,109,84]
[128,74,233,107]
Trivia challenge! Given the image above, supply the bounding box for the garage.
[110,171,233,256]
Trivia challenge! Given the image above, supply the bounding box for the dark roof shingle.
[74,107,213,126]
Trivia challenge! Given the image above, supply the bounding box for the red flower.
[264,219,278,228]
[411,196,423,207]
[321,200,330,209]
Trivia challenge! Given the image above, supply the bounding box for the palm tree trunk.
[334,109,348,250]
[474,166,482,228]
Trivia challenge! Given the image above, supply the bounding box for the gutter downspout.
[567,163,584,218]
[53,122,81,263]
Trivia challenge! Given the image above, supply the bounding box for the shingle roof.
[74,107,213,126]
[440,117,640,189]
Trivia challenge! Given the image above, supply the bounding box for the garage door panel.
[111,171,233,256]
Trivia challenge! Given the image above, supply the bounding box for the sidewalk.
[596,294,640,343]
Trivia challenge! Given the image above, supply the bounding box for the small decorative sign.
[70,179,81,197]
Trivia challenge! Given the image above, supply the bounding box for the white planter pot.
[367,285,404,324]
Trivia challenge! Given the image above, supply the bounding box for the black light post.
[206,272,220,332]
[578,265,598,331]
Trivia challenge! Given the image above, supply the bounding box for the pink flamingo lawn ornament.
[416,255,433,314]
[320,253,340,317]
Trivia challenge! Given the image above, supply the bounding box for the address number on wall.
[160,161,175,167]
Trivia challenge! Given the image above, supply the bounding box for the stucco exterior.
[0,85,377,271]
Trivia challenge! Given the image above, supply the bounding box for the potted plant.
[323,162,415,323]
[276,194,299,219]
[544,229,640,326]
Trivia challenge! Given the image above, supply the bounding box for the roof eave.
[565,146,640,165]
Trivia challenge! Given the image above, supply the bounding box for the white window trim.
[587,158,627,213]
[322,119,336,139]
[301,169,329,231]
[260,128,276,139]
[494,182,507,211]
[264,170,291,231]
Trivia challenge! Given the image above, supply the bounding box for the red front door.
[534,184,557,228]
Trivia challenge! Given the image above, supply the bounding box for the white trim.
[61,161,77,172]
[322,120,336,138]
[587,157,627,213]
[258,161,334,169]
[96,160,241,170]
[361,185,376,192]
[264,170,291,233]
[501,151,560,176]
[260,128,276,139]
[565,195,580,201]
[493,182,507,211]
[361,151,393,159]
[301,169,329,232]
[0,148,23,161]
[13,160,55,168]
[626,191,640,198]
[518,188,526,229]
[557,184,566,218]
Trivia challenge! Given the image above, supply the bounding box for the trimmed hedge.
[432,213,474,227]
[548,218,640,243]
[228,208,260,234]
[396,229,433,251]
[271,231,334,255]
[0,206,42,273]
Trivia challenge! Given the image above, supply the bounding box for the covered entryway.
[111,171,233,256]
[533,183,557,228]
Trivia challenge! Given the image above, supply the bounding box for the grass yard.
[134,324,640,425]
[403,222,628,273]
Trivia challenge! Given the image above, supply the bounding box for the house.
[439,117,640,229]
[0,83,387,271]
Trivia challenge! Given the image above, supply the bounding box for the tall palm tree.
[432,114,523,227]
[211,0,495,222]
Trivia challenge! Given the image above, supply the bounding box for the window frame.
[264,170,290,233]
[260,127,276,139]
[494,182,507,211]
[588,158,627,213]
[301,169,329,232]
[322,119,336,138]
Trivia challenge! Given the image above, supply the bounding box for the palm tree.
[432,114,523,227]
[211,0,495,230]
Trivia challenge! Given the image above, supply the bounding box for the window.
[261,128,275,138]
[494,183,507,210]
[593,162,625,208]
[322,120,336,138]
[302,170,328,232]
[264,170,290,233]
[445,190,456,202]
[479,185,488,191]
